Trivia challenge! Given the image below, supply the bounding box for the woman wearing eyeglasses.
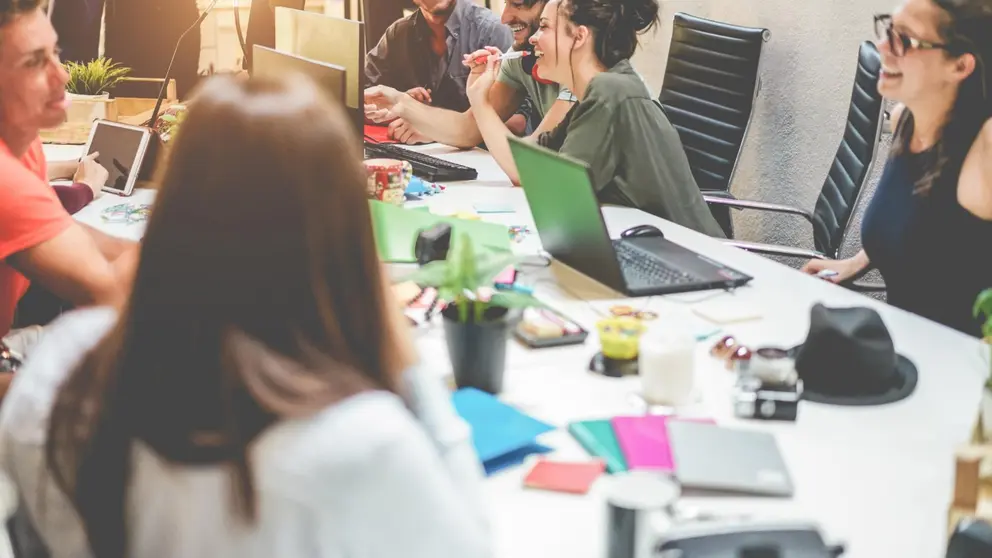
[0,75,490,558]
[803,0,992,338]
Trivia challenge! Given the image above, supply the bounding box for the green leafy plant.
[63,58,132,96]
[403,233,539,323]
[973,288,992,389]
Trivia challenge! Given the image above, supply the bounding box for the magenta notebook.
[611,416,713,472]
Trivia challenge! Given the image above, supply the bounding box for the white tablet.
[83,120,153,196]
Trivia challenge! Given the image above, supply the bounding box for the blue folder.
[452,388,556,475]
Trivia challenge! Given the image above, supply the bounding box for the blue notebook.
[452,388,556,475]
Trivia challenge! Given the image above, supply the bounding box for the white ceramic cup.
[638,326,696,406]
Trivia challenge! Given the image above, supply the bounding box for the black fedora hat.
[791,304,918,406]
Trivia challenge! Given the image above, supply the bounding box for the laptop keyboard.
[612,241,700,286]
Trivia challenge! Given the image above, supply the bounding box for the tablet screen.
[87,123,146,193]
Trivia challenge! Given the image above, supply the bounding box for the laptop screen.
[507,137,627,292]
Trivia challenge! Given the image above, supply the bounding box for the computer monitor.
[251,45,347,107]
[274,7,365,131]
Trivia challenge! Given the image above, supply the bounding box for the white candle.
[638,325,696,407]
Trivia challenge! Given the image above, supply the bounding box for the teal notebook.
[368,201,511,263]
[567,419,628,474]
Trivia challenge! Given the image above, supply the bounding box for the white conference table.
[46,142,990,558]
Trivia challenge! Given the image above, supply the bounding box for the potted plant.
[65,57,131,97]
[974,289,992,441]
[404,233,538,394]
[63,58,131,127]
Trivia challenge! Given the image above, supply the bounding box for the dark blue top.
[861,117,992,337]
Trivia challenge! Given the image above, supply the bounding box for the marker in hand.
[816,269,839,279]
[473,51,531,64]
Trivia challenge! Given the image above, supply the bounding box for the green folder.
[368,200,511,263]
[567,419,628,474]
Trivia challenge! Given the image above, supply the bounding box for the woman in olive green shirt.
[467,0,724,238]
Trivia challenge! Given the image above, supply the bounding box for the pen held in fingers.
[473,51,530,64]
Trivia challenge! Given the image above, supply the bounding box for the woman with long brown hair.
[803,0,992,337]
[0,74,490,558]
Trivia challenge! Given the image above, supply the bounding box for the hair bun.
[624,0,660,32]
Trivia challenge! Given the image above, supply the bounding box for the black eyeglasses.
[874,14,949,57]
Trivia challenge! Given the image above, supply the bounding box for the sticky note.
[523,459,606,494]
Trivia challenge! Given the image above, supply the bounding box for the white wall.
[197,0,333,74]
[630,0,895,253]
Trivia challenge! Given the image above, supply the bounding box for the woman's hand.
[466,54,501,109]
[463,46,502,89]
[801,253,867,283]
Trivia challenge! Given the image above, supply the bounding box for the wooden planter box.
[115,78,178,126]
[39,78,177,144]
[39,93,117,145]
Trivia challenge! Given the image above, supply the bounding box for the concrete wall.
[629,0,894,257]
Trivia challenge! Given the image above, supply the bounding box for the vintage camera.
[733,376,802,422]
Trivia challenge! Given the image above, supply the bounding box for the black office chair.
[658,13,770,239]
[704,41,886,290]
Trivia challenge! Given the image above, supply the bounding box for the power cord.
[233,0,249,69]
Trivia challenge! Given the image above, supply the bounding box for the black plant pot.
[442,304,509,395]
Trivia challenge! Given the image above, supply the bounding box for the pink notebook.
[611,416,713,472]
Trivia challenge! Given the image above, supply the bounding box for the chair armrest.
[703,195,814,225]
[724,239,825,260]
[728,236,886,292]
[700,189,736,200]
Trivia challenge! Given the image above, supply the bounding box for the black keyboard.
[363,142,478,182]
[612,241,700,286]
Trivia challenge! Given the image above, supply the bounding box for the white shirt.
[0,308,492,558]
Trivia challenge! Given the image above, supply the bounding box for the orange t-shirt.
[0,138,73,337]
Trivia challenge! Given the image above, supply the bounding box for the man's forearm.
[474,103,521,184]
[83,224,137,262]
[111,245,140,304]
[395,97,482,148]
